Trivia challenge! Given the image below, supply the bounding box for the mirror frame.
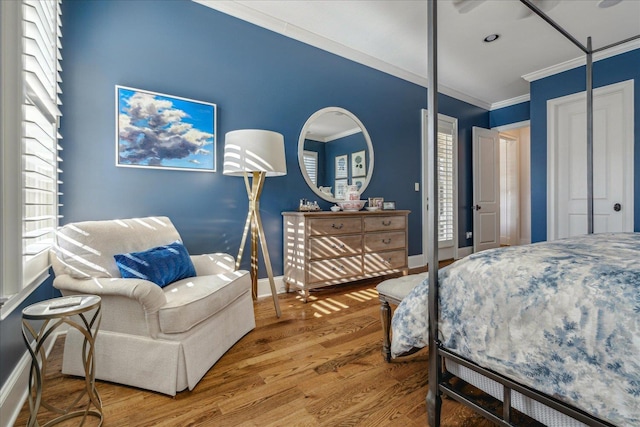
[298,107,374,203]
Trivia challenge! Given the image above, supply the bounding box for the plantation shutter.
[22,0,62,287]
[303,150,318,186]
[437,120,454,247]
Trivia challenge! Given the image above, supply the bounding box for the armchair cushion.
[159,269,250,334]
[114,241,196,287]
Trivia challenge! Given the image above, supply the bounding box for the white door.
[473,127,500,253]
[547,80,634,239]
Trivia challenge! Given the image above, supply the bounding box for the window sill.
[0,270,51,321]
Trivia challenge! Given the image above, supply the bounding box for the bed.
[393,232,640,426]
[422,1,639,425]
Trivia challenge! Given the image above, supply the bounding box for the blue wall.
[0,277,58,388]
[59,0,427,266]
[0,0,491,392]
[490,101,530,128]
[529,49,640,242]
[58,0,488,266]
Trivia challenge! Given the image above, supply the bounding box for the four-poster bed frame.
[425,1,640,425]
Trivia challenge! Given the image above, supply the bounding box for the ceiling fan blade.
[453,0,486,14]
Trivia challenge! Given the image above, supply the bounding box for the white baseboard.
[408,254,426,269]
[0,329,65,427]
[256,276,288,299]
[456,246,473,259]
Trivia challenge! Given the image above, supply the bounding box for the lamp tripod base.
[235,172,282,318]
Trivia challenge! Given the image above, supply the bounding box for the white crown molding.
[522,38,640,82]
[194,1,426,85]
[491,94,530,111]
[193,0,493,110]
[438,85,491,110]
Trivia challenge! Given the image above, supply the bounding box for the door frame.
[499,134,520,246]
[547,79,634,240]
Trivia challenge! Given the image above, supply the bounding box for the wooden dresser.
[282,210,410,301]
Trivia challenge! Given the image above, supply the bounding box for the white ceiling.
[197,0,640,109]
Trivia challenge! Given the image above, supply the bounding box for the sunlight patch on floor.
[303,288,378,317]
[345,288,378,302]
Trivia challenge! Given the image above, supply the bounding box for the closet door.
[547,80,634,240]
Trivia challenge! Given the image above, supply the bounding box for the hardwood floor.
[15,273,497,427]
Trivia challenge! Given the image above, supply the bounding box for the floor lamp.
[223,129,286,318]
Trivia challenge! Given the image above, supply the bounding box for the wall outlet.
[414,182,420,191]
[466,231,473,239]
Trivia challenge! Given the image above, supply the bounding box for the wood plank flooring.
[15,274,499,427]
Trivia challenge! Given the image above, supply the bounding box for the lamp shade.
[223,129,287,177]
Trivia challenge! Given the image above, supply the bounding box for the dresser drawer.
[364,215,406,232]
[364,250,407,272]
[309,235,362,259]
[309,217,362,235]
[363,231,406,252]
[308,256,362,283]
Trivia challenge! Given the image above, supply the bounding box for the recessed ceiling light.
[484,34,500,43]
[598,0,622,8]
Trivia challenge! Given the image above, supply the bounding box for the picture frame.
[352,177,366,191]
[116,85,216,172]
[335,179,348,199]
[382,201,396,210]
[369,197,384,209]
[351,150,366,177]
[335,154,348,179]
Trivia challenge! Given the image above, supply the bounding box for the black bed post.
[586,36,594,234]
[426,0,441,426]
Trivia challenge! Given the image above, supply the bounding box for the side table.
[22,295,102,426]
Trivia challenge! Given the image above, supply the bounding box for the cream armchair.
[50,216,255,396]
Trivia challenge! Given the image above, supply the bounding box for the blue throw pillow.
[114,241,196,288]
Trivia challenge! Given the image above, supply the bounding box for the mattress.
[391,232,640,426]
[446,360,587,427]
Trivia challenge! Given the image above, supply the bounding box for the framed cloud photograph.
[116,86,216,172]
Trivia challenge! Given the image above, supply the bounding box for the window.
[1,0,62,314]
[303,150,318,186]
[423,110,458,259]
[437,118,455,247]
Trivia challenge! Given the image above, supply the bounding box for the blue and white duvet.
[391,232,640,426]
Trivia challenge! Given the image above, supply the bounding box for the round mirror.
[298,107,374,203]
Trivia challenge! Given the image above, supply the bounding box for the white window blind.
[303,150,318,186]
[437,119,455,247]
[0,0,62,308]
[22,0,62,287]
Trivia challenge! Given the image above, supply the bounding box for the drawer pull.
[332,223,344,229]
[331,243,346,249]
[384,258,392,265]
[382,238,392,244]
[331,265,345,271]
[382,220,392,226]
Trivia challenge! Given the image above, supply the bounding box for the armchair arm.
[53,274,167,314]
[190,253,238,276]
